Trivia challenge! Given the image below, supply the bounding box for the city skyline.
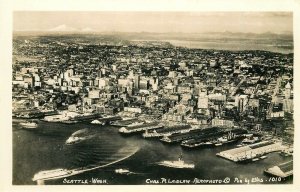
[13,11,292,34]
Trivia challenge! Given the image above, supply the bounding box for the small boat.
[20,121,38,129]
[115,168,130,174]
[260,156,267,160]
[252,158,260,162]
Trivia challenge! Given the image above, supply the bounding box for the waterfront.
[132,39,293,54]
[163,40,293,54]
[13,120,292,185]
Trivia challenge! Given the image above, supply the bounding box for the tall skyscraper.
[285,82,291,99]
[198,89,208,109]
[134,75,140,89]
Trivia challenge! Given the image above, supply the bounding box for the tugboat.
[157,154,195,169]
[20,121,38,129]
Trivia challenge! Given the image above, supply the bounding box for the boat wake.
[32,146,139,182]
[114,168,144,175]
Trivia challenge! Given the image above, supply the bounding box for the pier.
[142,124,192,138]
[216,141,287,162]
[160,127,221,143]
[119,122,163,134]
[264,160,293,178]
[110,118,139,127]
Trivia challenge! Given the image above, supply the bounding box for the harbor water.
[13,120,293,185]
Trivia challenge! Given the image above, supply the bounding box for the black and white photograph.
[1,0,300,191]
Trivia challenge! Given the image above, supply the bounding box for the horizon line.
[12,30,293,35]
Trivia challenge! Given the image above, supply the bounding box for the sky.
[13,12,293,34]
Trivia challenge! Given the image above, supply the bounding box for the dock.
[216,141,287,162]
[142,124,192,138]
[110,118,139,127]
[181,128,247,148]
[160,127,221,143]
[264,160,293,178]
[118,122,163,134]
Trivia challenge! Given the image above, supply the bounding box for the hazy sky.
[13,12,293,33]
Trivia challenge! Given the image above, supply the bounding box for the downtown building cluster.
[12,35,294,140]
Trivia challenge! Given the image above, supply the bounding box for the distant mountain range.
[48,24,94,32]
[15,24,292,36]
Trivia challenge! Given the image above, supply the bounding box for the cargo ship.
[214,131,245,146]
[157,154,195,169]
[181,139,215,148]
[181,129,247,148]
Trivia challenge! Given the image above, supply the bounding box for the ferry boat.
[91,120,103,125]
[20,121,38,129]
[157,155,195,169]
[65,128,96,145]
[66,136,86,145]
[32,168,72,181]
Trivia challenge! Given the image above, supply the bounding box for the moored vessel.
[20,121,38,129]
